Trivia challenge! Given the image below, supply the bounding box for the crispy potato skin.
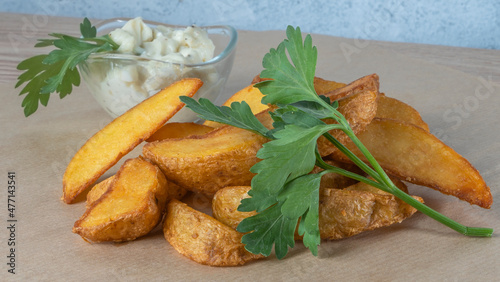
[73,157,169,242]
[376,94,430,131]
[331,118,492,208]
[318,186,422,239]
[62,78,203,203]
[164,199,263,266]
[212,186,256,230]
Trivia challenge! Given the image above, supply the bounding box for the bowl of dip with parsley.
[79,17,237,121]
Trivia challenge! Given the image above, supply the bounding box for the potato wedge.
[376,94,429,131]
[319,186,422,240]
[63,78,203,203]
[73,157,169,242]
[86,175,187,208]
[212,184,422,240]
[146,122,213,142]
[330,118,492,208]
[164,199,263,266]
[143,113,270,195]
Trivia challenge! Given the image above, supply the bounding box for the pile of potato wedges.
[63,74,492,266]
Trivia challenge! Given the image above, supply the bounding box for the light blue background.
[2,0,499,49]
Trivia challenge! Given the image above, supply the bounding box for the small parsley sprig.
[181,26,493,259]
[15,18,119,117]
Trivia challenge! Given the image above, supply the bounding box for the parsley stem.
[390,187,493,237]
[322,132,384,185]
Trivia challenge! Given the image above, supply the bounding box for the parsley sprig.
[15,18,119,117]
[181,26,493,259]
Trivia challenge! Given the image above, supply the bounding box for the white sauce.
[84,17,220,120]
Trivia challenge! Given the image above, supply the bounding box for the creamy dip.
[83,17,221,120]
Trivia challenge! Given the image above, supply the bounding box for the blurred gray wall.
[2,0,499,49]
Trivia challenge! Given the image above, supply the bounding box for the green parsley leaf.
[238,123,337,213]
[15,18,118,116]
[180,96,272,138]
[237,202,297,259]
[255,26,318,106]
[279,172,323,256]
[80,17,97,38]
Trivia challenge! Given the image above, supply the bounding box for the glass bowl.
[78,18,237,121]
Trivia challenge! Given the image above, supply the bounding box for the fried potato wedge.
[143,111,272,195]
[164,199,263,266]
[319,185,422,240]
[376,94,429,131]
[73,157,169,242]
[212,184,422,240]
[331,118,492,208]
[146,122,213,142]
[63,78,203,203]
[86,175,187,208]
[212,186,257,230]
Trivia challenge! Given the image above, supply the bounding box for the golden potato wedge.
[212,184,422,240]
[319,186,422,240]
[331,118,492,208]
[146,122,213,142]
[86,176,187,208]
[376,94,429,131]
[63,78,203,203]
[143,114,270,195]
[164,199,263,266]
[73,157,169,242]
[212,186,257,230]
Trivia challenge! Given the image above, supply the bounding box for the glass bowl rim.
[87,17,238,67]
